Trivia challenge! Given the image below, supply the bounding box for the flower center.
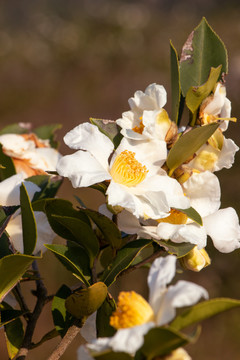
[110,291,154,329]
[157,209,188,225]
[132,119,144,134]
[110,150,148,187]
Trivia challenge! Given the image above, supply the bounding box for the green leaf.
[20,183,37,255]
[45,242,91,286]
[80,208,122,250]
[26,175,63,201]
[0,254,38,302]
[170,297,240,331]
[0,233,13,258]
[0,302,26,327]
[157,240,195,258]
[0,123,28,135]
[52,284,73,338]
[174,207,202,226]
[101,239,152,287]
[138,326,198,360]
[52,215,99,267]
[170,41,181,124]
[34,124,62,148]
[185,65,222,114]
[96,294,116,337]
[0,143,16,180]
[90,118,123,149]
[180,17,228,97]
[166,122,220,175]
[5,317,24,359]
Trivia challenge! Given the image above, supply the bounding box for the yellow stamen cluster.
[110,150,148,187]
[157,209,188,225]
[132,120,144,134]
[110,291,154,329]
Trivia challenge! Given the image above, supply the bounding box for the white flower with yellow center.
[57,123,190,219]
[77,256,208,358]
[0,133,61,178]
[0,173,55,254]
[116,83,176,143]
[157,171,240,253]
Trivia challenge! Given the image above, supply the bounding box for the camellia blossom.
[0,173,55,254]
[57,122,189,219]
[116,83,177,144]
[77,255,208,358]
[0,133,61,178]
[157,171,240,253]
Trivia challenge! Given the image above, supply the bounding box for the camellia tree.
[0,18,240,360]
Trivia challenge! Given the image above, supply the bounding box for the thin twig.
[117,248,164,279]
[47,318,85,360]
[12,284,30,321]
[16,261,48,360]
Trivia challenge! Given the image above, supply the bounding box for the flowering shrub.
[0,18,240,360]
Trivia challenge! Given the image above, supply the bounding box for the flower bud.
[180,246,211,272]
[162,347,192,360]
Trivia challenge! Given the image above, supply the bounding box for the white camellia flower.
[77,255,208,359]
[57,123,189,219]
[0,133,61,178]
[157,171,240,253]
[0,173,55,254]
[116,83,176,142]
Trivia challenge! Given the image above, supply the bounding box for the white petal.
[203,208,240,253]
[117,210,143,234]
[33,212,56,255]
[142,110,170,141]
[128,84,167,112]
[0,134,35,158]
[81,312,97,343]
[63,123,114,170]
[109,323,154,354]
[148,255,177,315]
[57,151,111,188]
[31,148,62,171]
[156,280,208,325]
[77,346,94,360]
[6,214,24,252]
[145,83,167,109]
[183,171,221,216]
[213,138,239,172]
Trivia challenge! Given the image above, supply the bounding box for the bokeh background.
[0,1,240,359]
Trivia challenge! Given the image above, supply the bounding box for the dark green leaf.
[174,207,202,226]
[166,122,220,175]
[0,143,16,180]
[52,284,73,337]
[96,294,116,337]
[0,254,38,302]
[0,302,27,327]
[157,240,195,258]
[90,118,123,149]
[20,183,37,255]
[52,215,99,267]
[170,298,240,331]
[0,233,13,258]
[5,317,24,359]
[101,239,152,287]
[170,41,181,124]
[180,17,228,97]
[45,242,91,286]
[26,175,63,201]
[34,124,62,148]
[80,208,122,250]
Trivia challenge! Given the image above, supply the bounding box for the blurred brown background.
[0,1,240,359]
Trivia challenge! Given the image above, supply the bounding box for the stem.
[117,249,164,279]
[16,261,48,360]
[47,318,85,360]
[12,284,30,321]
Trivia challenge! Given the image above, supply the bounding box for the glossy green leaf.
[52,284,73,337]
[170,41,181,124]
[157,240,195,258]
[52,215,99,267]
[96,294,116,337]
[45,242,91,286]
[5,317,24,359]
[90,118,122,149]
[80,208,122,250]
[139,326,199,360]
[0,254,37,302]
[101,239,152,287]
[0,144,16,180]
[180,17,228,97]
[170,298,240,331]
[26,174,63,201]
[20,183,37,255]
[186,65,222,114]
[34,123,62,148]
[166,122,219,175]
[174,207,202,226]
